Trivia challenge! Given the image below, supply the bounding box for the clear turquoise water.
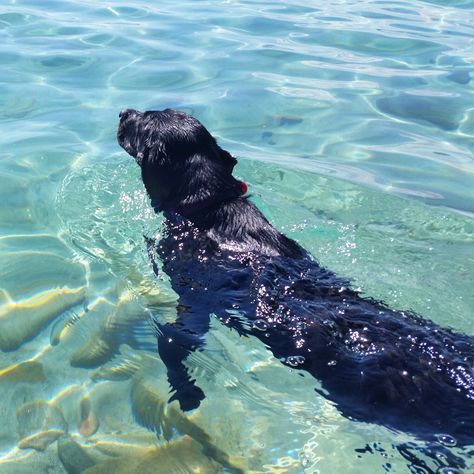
[1,0,473,472]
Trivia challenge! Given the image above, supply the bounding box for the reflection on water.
[0,0,473,472]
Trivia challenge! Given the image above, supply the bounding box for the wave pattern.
[0,0,473,472]
[1,0,473,210]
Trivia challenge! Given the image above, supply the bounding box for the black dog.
[117,108,474,445]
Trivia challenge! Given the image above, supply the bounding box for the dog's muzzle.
[119,108,136,120]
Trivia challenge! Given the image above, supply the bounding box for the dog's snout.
[119,108,134,120]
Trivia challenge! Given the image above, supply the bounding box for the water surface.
[0,0,473,472]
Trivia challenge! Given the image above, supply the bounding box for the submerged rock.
[78,395,100,437]
[50,308,82,346]
[447,70,471,85]
[0,360,46,383]
[278,116,303,126]
[130,376,173,439]
[131,376,246,473]
[69,298,118,368]
[0,286,86,351]
[17,401,68,451]
[94,347,246,472]
[69,287,157,368]
[83,436,221,474]
[70,333,116,369]
[58,436,97,474]
[376,93,462,131]
[91,357,141,382]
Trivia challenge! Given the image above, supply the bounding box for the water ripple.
[0,0,473,472]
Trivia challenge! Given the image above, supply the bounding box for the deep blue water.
[0,0,473,472]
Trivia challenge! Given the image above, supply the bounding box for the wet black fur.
[117,108,474,445]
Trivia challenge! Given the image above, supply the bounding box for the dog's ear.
[175,151,242,214]
[140,141,174,207]
[145,139,167,164]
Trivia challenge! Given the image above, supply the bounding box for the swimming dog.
[117,108,474,445]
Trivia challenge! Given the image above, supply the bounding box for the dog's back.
[154,198,474,445]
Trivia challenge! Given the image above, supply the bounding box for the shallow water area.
[0,0,473,472]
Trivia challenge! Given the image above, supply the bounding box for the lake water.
[0,0,473,472]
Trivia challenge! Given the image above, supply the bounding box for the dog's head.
[117,108,244,215]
